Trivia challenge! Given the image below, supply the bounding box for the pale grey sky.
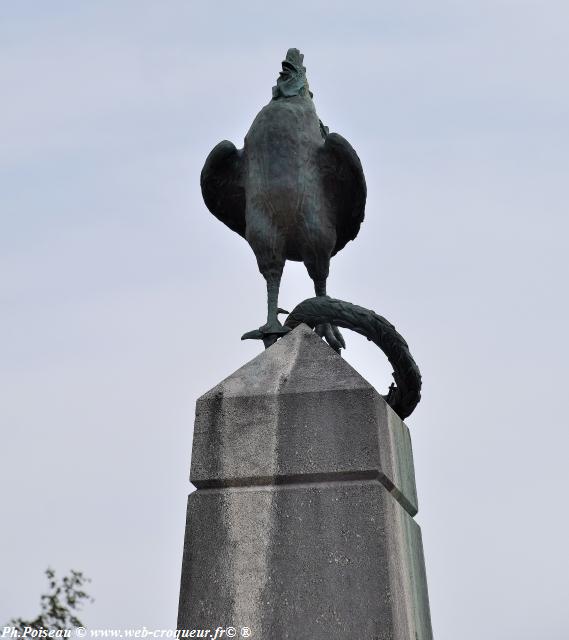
[1,1,568,638]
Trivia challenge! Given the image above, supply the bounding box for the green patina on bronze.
[200,48,422,419]
[285,297,422,420]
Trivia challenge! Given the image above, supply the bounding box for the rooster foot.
[241,309,291,348]
[315,322,346,353]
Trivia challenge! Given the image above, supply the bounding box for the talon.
[241,322,291,343]
[241,329,264,341]
[314,322,345,353]
[333,325,346,350]
[262,334,279,349]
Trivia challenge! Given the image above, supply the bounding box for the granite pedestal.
[178,324,433,639]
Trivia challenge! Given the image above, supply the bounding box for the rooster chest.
[244,98,324,204]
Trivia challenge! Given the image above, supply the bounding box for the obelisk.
[177,324,433,639]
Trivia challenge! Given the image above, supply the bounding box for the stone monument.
[178,48,433,639]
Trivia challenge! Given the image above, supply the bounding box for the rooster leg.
[261,270,291,333]
[311,277,346,353]
[242,261,290,348]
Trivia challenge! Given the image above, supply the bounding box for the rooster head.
[272,48,313,100]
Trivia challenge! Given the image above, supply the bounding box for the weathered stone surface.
[178,324,432,639]
[191,324,418,516]
[178,481,432,639]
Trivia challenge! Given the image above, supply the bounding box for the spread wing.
[319,132,367,255]
[200,140,246,238]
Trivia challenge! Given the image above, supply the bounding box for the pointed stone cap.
[190,324,418,516]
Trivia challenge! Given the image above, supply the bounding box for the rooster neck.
[245,97,322,149]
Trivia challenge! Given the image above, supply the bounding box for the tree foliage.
[9,568,93,631]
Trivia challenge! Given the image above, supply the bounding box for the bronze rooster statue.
[201,48,367,351]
